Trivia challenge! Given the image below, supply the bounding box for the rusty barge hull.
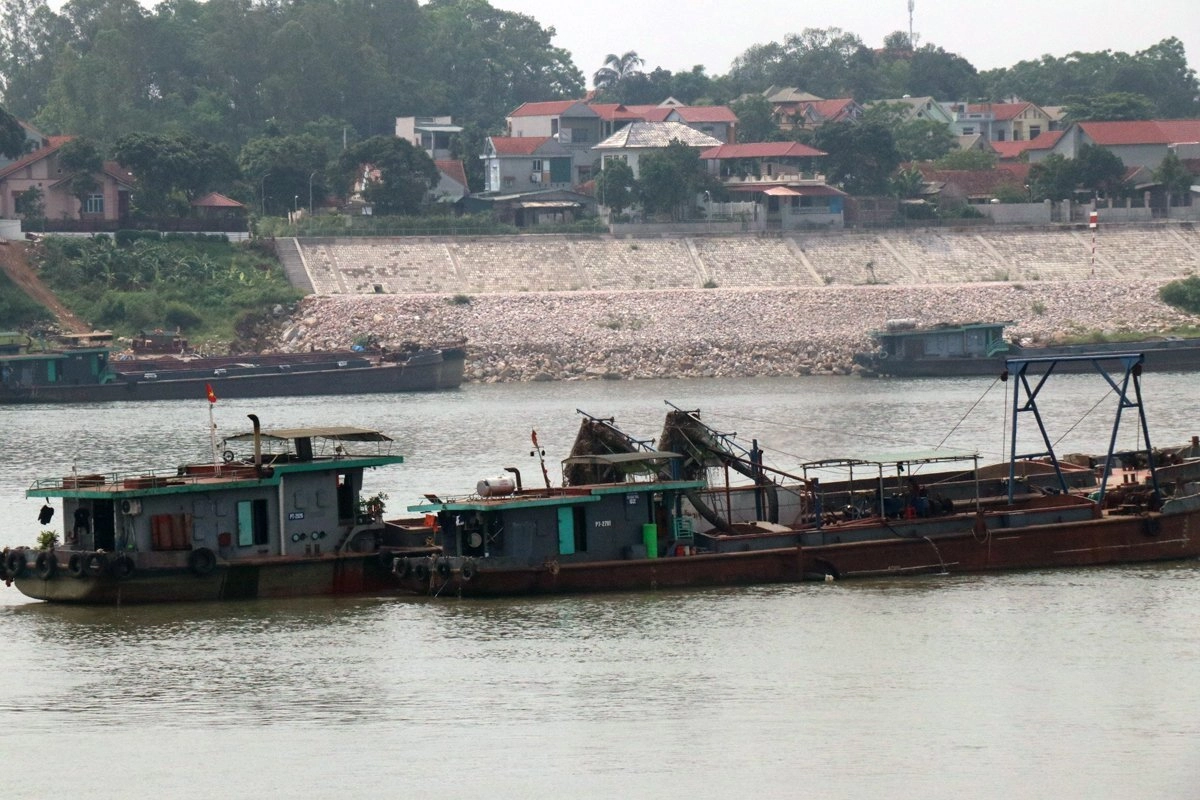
[395,506,1200,597]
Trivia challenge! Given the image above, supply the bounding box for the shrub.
[1160,276,1200,314]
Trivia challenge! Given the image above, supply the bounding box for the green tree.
[636,140,713,220]
[731,94,779,143]
[908,44,983,100]
[810,121,900,195]
[114,132,239,217]
[892,118,955,162]
[934,148,997,170]
[1063,92,1155,122]
[1074,144,1128,198]
[14,185,44,220]
[1153,152,1195,208]
[56,136,102,214]
[1028,153,1079,201]
[239,134,331,217]
[0,104,26,158]
[337,135,438,216]
[595,158,635,216]
[592,50,644,91]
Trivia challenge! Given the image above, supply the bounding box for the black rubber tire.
[187,547,217,577]
[34,551,57,580]
[67,552,87,579]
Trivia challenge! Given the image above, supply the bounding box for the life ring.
[394,557,411,578]
[413,562,430,582]
[878,350,888,360]
[6,550,27,579]
[222,449,236,464]
[460,559,476,581]
[34,551,57,580]
[109,555,136,580]
[187,547,217,577]
[84,552,108,578]
[67,552,87,579]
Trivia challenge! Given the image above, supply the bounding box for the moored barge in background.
[0,332,465,403]
[854,320,1200,378]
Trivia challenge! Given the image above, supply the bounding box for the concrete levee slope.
[281,226,1200,383]
[295,225,1200,295]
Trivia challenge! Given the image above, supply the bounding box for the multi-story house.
[481,135,575,193]
[944,101,1052,142]
[504,99,739,187]
[591,121,722,180]
[395,115,463,160]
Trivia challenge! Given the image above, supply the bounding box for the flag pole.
[206,383,220,475]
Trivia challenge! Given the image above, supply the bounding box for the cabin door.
[556,507,575,555]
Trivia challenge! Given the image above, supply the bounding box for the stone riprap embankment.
[275,281,1198,382]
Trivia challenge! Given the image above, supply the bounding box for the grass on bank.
[26,234,301,348]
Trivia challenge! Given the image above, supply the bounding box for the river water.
[3,374,1200,798]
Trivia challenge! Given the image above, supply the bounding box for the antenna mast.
[908,0,915,47]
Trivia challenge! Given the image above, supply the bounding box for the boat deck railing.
[30,463,266,493]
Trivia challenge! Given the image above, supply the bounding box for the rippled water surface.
[3,376,1200,798]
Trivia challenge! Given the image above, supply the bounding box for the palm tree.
[592,51,645,90]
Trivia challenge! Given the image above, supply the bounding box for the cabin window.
[236,499,269,546]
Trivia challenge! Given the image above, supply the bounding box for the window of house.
[995,130,1006,141]
[551,119,559,135]
[531,159,543,173]
[1029,125,1041,139]
[962,126,974,135]
[84,193,104,215]
[502,176,515,187]
[571,128,589,142]
[236,498,269,547]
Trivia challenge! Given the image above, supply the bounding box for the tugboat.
[2,415,433,604]
[391,354,1200,597]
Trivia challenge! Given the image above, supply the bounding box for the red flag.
[205,383,217,404]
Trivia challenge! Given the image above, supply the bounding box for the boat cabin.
[0,346,112,393]
[27,425,404,565]
[408,452,705,565]
[870,320,1012,361]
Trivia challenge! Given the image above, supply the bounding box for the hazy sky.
[489,0,1198,84]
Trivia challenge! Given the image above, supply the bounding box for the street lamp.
[294,194,299,212]
[260,172,270,215]
[308,171,319,216]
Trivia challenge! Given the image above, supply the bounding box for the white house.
[591,121,723,179]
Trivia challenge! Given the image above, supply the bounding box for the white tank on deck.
[477,476,516,497]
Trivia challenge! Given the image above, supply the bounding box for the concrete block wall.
[295,226,1200,296]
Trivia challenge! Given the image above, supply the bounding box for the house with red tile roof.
[482,135,574,193]
[945,101,1052,142]
[698,142,827,180]
[915,163,1032,205]
[1044,120,1200,171]
[0,135,132,223]
[992,130,1064,161]
[504,99,739,187]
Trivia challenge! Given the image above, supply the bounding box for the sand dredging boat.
[390,353,1200,596]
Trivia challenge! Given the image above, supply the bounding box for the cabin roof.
[407,477,706,513]
[224,426,393,442]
